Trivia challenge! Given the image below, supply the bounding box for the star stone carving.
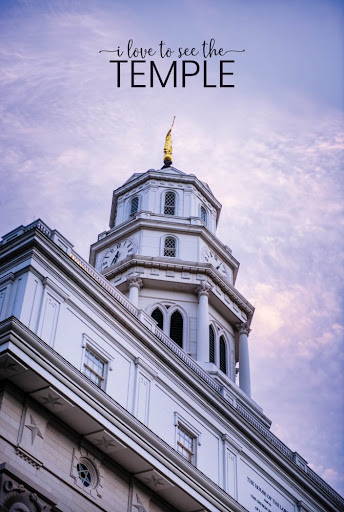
[142,473,166,489]
[93,435,117,450]
[25,414,44,444]
[40,393,64,408]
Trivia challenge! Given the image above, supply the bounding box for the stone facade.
[0,383,174,512]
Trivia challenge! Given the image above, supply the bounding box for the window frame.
[151,307,164,330]
[209,324,216,363]
[76,459,98,488]
[174,412,201,466]
[176,424,196,463]
[207,322,235,379]
[163,190,177,216]
[163,235,178,258]
[169,309,184,348]
[129,195,140,218]
[219,334,228,375]
[71,449,102,497]
[81,335,111,390]
[148,303,189,352]
[200,204,208,226]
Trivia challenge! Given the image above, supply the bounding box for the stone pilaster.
[127,275,142,308]
[237,322,251,397]
[196,281,212,363]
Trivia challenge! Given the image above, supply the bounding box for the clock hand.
[111,250,120,265]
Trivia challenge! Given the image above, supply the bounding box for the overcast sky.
[1,0,343,496]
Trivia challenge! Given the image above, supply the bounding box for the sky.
[1,0,343,497]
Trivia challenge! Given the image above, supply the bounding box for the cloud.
[0,0,343,495]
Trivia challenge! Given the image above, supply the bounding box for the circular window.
[77,462,92,487]
[76,459,98,489]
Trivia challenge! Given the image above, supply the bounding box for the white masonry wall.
[139,228,201,260]
[0,258,322,512]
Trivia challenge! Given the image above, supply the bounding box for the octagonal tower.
[90,163,254,399]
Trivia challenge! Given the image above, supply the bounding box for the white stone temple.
[0,151,343,511]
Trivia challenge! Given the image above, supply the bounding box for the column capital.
[197,281,212,297]
[236,322,251,336]
[127,275,143,289]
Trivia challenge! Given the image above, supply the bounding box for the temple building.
[0,135,343,512]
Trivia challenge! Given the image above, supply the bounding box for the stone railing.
[153,326,223,394]
[2,219,343,508]
[236,403,293,460]
[0,219,52,244]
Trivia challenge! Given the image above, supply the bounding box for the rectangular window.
[83,347,107,388]
[177,424,196,463]
[164,191,176,216]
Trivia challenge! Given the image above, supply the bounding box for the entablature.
[103,255,252,322]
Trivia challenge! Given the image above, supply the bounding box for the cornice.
[103,255,254,319]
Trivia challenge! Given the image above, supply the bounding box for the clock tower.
[1,130,342,512]
[89,135,254,398]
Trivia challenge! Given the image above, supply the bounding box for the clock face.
[202,248,228,277]
[101,238,135,270]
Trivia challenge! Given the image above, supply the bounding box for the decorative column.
[196,281,211,363]
[237,323,251,397]
[127,275,142,308]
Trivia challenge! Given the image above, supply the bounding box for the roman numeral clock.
[101,238,136,271]
[202,247,230,279]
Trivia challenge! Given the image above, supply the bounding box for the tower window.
[177,424,196,463]
[200,205,207,225]
[164,191,176,215]
[164,236,177,257]
[83,347,106,388]
[209,325,215,363]
[170,310,183,347]
[151,307,164,330]
[219,335,227,374]
[130,196,139,217]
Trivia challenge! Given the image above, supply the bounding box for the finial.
[162,116,176,168]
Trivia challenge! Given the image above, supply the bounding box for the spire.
[162,116,175,168]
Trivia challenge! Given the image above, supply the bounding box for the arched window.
[170,310,183,347]
[164,236,176,257]
[164,191,176,215]
[130,196,139,217]
[219,335,227,374]
[151,308,164,330]
[209,325,215,363]
[200,205,207,225]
